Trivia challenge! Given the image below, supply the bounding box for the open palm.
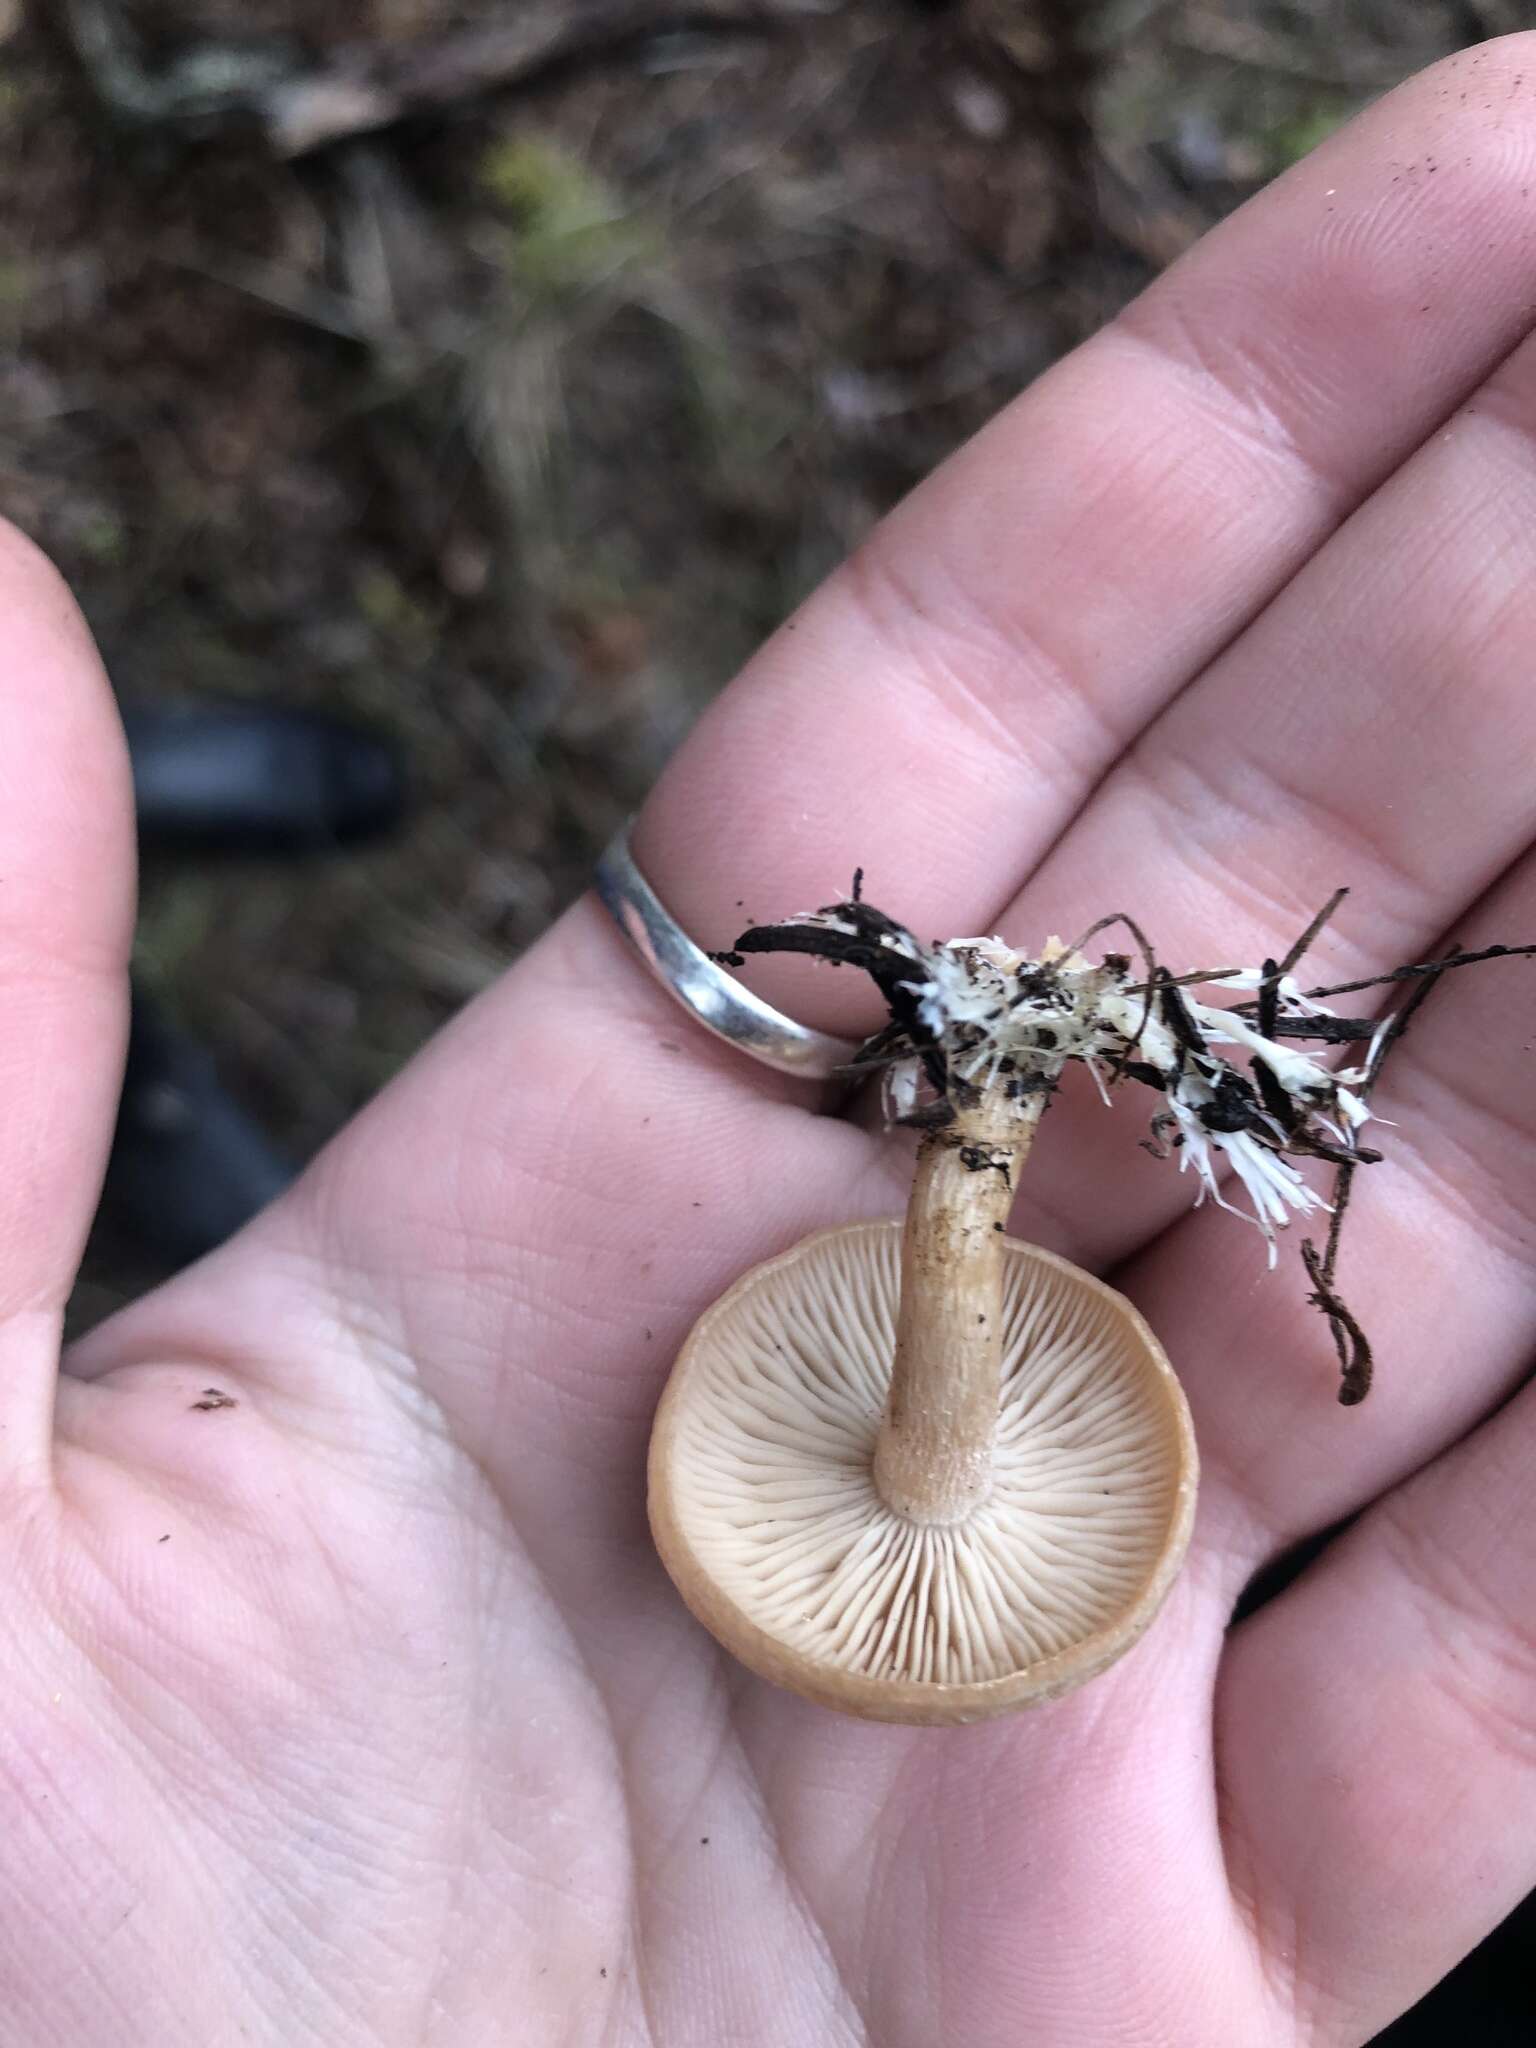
[7,41,1536,2047]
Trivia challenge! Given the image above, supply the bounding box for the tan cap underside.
[650,1221,1198,1725]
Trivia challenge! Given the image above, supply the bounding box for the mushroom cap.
[649,1221,1197,1724]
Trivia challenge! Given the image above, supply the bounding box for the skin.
[5,35,1536,2047]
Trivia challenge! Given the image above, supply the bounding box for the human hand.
[8,39,1536,2047]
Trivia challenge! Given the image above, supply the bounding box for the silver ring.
[594,823,861,1080]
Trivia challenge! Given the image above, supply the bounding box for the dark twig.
[835,1019,909,1079]
[1301,1237,1372,1404]
[735,906,947,1093]
[1247,891,1348,1132]
[1064,911,1158,1083]
[1359,953,1454,1092]
[1252,953,1299,1132]
[1123,965,1243,993]
[1062,909,1157,966]
[1122,882,1348,1007]
[1278,886,1350,978]
[1256,954,1281,1044]
[1301,945,1459,1404]
[1154,968,1206,1058]
[1254,1017,1378,1043]
[1300,942,1536,1004]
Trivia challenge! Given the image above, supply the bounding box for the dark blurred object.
[103,984,297,1264]
[124,704,405,853]
[98,702,408,1267]
[1374,1900,1536,2045]
[55,0,782,155]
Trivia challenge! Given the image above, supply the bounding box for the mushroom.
[650,1220,1196,1722]
[649,899,1204,1723]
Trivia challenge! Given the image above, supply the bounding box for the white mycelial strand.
[882,1059,921,1124]
[782,908,1373,1258]
[1209,968,1336,1016]
[1185,997,1350,1105]
[1158,1090,1327,1266]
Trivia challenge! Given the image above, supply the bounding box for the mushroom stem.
[874,1102,1044,1525]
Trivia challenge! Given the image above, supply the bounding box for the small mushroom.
[650,1220,1195,1723]
[649,899,1200,1723]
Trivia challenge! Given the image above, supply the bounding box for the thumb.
[0,526,134,1470]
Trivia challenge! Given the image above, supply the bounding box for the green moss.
[0,253,29,309]
[133,871,221,984]
[478,134,662,300]
[353,566,438,662]
[1264,99,1356,171]
[76,511,128,567]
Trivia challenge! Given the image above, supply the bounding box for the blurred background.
[2,2,1532,2035]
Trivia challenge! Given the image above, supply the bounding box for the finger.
[0,526,134,1466]
[1124,841,1536,1581]
[1215,1368,1536,2040]
[637,36,1536,1037]
[983,310,1536,1265]
[730,1571,1253,2048]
